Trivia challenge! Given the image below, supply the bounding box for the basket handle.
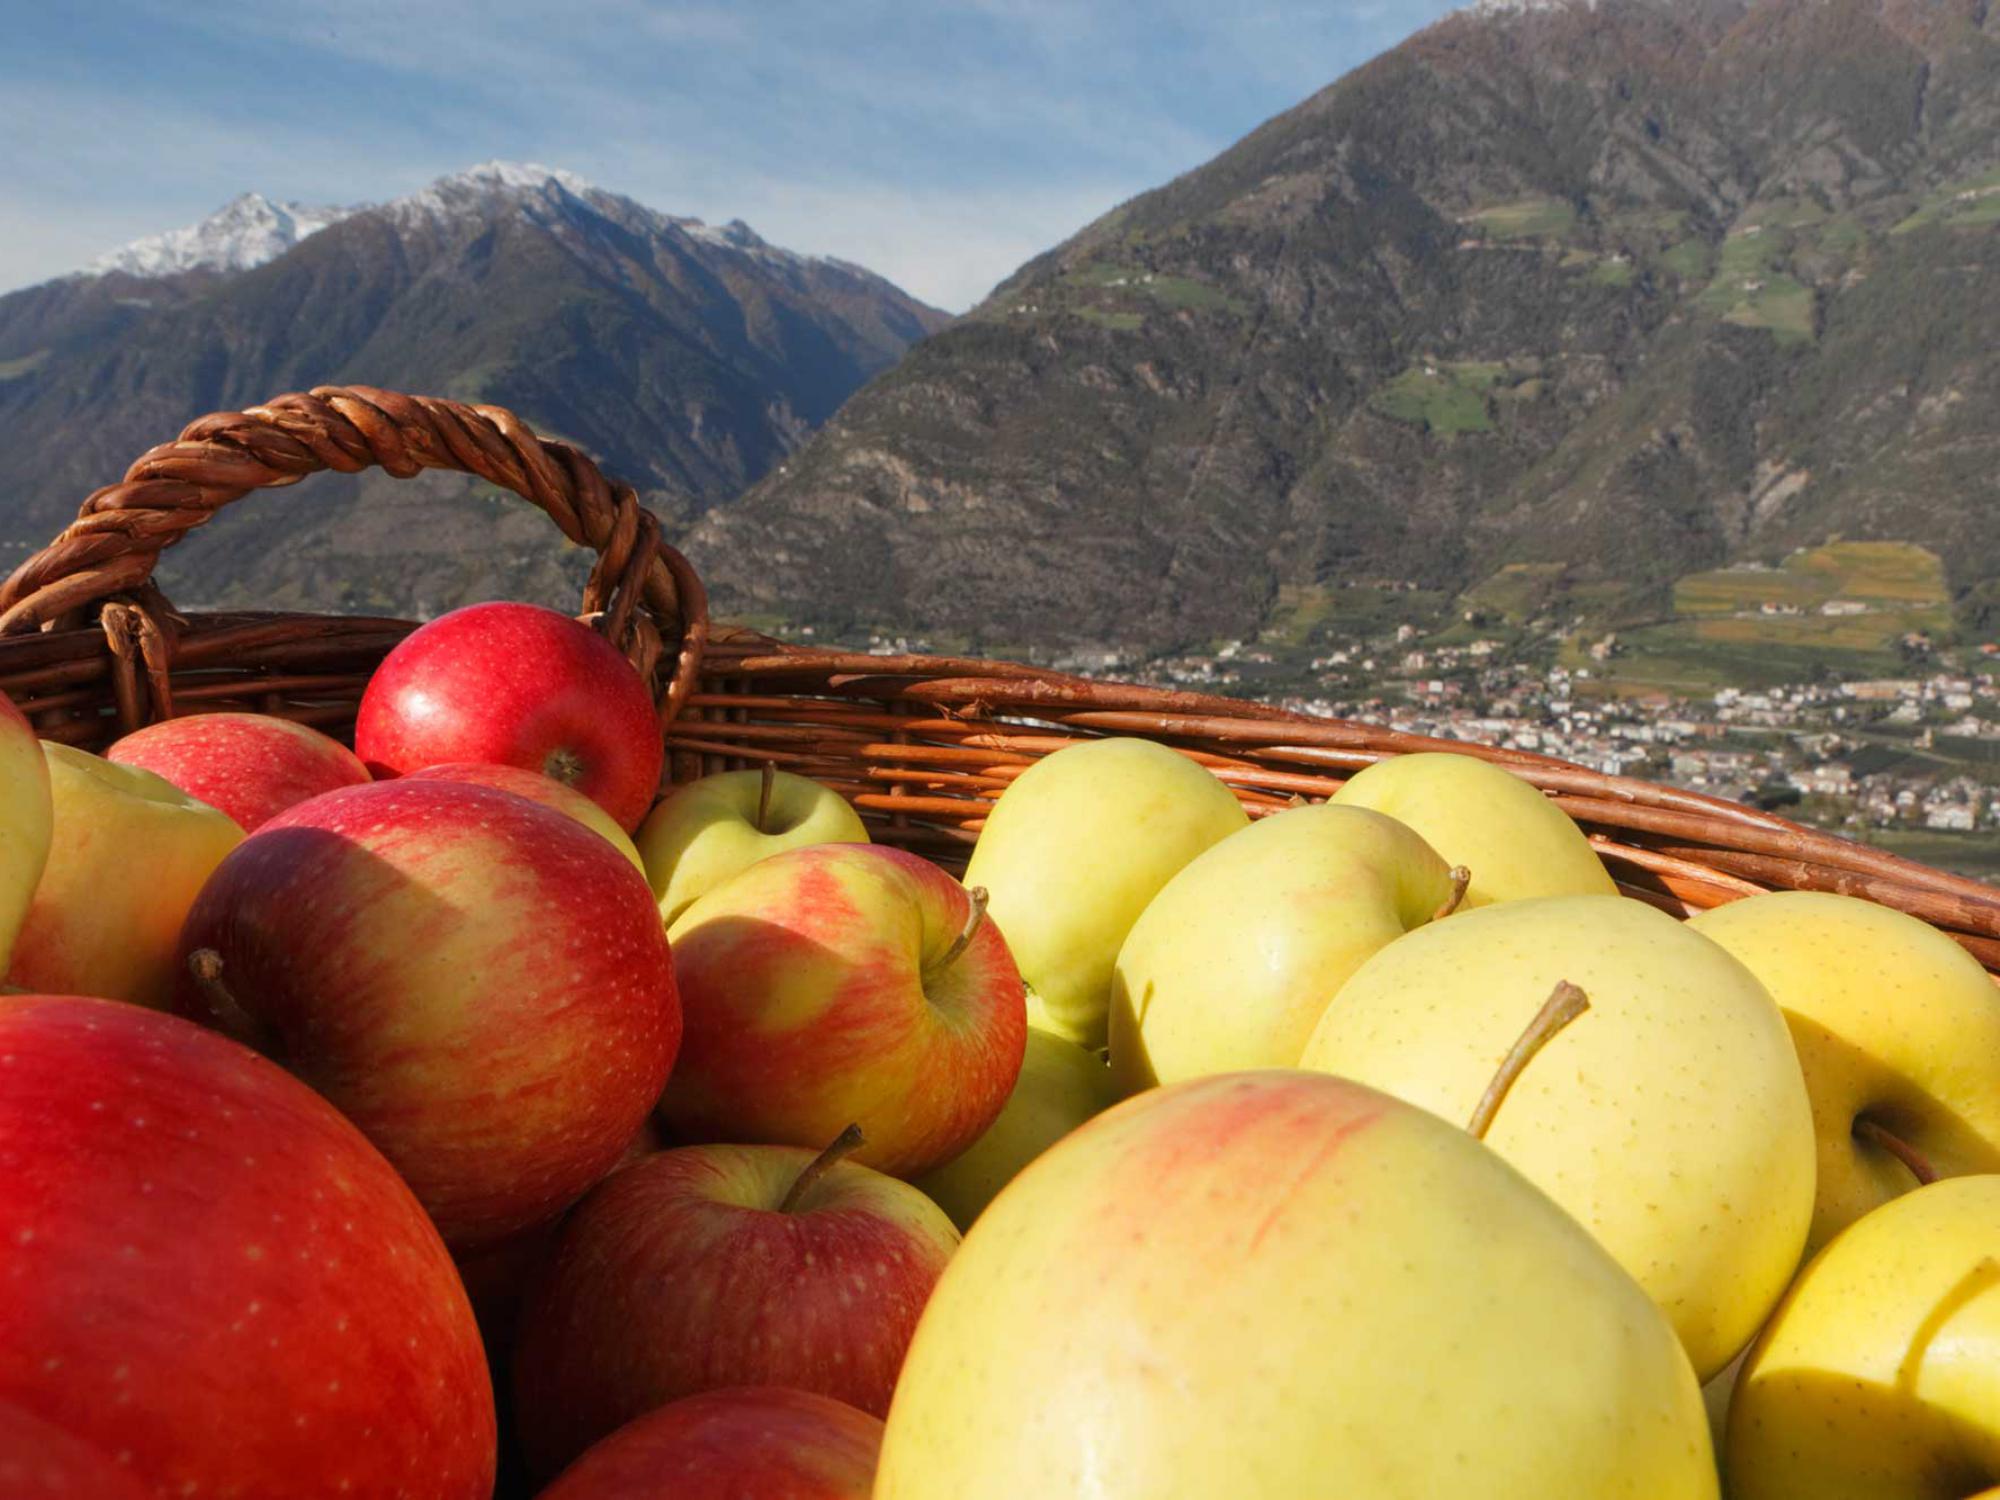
[0,386,710,726]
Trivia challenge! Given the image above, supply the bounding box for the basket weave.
[8,386,2000,971]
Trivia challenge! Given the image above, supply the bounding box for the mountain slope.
[0,164,947,616]
[692,0,2000,655]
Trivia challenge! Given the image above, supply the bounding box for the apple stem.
[755,761,777,834]
[185,948,284,1061]
[1466,980,1591,1141]
[1431,866,1472,923]
[779,1123,866,1214]
[1855,1116,1939,1186]
[926,886,990,981]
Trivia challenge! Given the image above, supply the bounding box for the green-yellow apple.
[1108,804,1456,1092]
[406,760,646,873]
[7,742,242,1008]
[914,1027,1118,1230]
[513,1133,957,1477]
[874,1072,1717,1499]
[0,692,51,977]
[172,778,681,1251]
[638,766,869,925]
[106,711,369,831]
[963,737,1248,1049]
[1691,890,2000,1253]
[536,1388,882,1500]
[661,843,1026,1178]
[1330,751,1616,906]
[1726,1175,2000,1498]
[1298,894,1814,1379]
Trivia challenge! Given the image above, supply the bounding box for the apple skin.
[661,843,1026,1178]
[1109,804,1457,1092]
[1690,890,2000,1253]
[0,994,495,1498]
[513,1141,959,1478]
[355,600,664,832]
[106,710,370,832]
[7,743,243,1009]
[173,778,681,1251]
[914,1026,1119,1232]
[0,691,52,976]
[1298,895,1814,1380]
[0,1399,152,1499]
[874,1072,1716,1499]
[406,760,646,873]
[1726,1176,2000,1498]
[963,737,1249,1050]
[536,1388,882,1500]
[1329,751,1616,907]
[638,767,870,927]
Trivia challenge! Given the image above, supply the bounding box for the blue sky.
[1,1,1461,311]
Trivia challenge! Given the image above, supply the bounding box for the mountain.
[692,0,2000,659]
[0,163,947,617]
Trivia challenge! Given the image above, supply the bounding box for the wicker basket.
[7,385,1999,971]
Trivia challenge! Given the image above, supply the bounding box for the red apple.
[406,760,646,873]
[660,844,1026,1177]
[0,994,494,1497]
[106,711,370,831]
[512,1133,959,1477]
[538,1388,882,1499]
[173,778,681,1250]
[0,1399,151,1499]
[355,601,663,831]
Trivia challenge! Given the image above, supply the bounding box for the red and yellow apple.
[406,760,645,872]
[537,1388,882,1500]
[661,843,1026,1178]
[106,711,369,831]
[355,600,664,831]
[0,994,495,1498]
[173,778,681,1250]
[0,690,52,976]
[7,742,242,1009]
[513,1135,958,1477]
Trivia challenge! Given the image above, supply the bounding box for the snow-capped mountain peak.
[81,192,355,279]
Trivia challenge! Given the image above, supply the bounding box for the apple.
[1298,894,1814,1379]
[874,1072,1716,1498]
[7,743,242,1009]
[1108,804,1458,1092]
[0,994,494,1497]
[513,1132,959,1478]
[0,1399,151,1499]
[406,760,646,873]
[963,737,1249,1049]
[106,710,370,832]
[1329,751,1616,907]
[173,778,681,1251]
[0,691,51,976]
[914,1027,1119,1231]
[660,843,1026,1178]
[355,600,664,831]
[1726,1176,2000,1497]
[638,764,870,926]
[1690,889,2000,1253]
[537,1388,882,1500]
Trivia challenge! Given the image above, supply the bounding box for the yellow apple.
[1298,894,1814,1380]
[1329,751,1616,906]
[1690,890,2000,1253]
[1727,1176,2000,1498]
[405,761,646,873]
[1107,804,1455,1092]
[964,738,1248,1051]
[0,694,52,976]
[7,743,243,1009]
[913,1027,1118,1230]
[638,767,869,926]
[875,1071,1717,1499]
